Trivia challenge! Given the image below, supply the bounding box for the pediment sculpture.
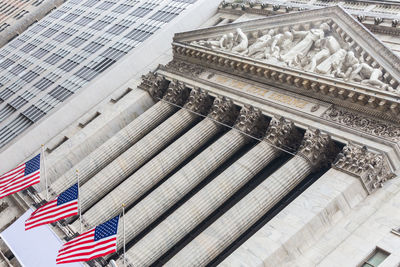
[190,21,398,94]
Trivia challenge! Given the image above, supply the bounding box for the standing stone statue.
[309,36,341,72]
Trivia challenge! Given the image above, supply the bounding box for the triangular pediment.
[173,6,400,96]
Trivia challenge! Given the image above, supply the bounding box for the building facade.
[1,1,400,267]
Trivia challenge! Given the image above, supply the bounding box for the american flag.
[0,154,41,199]
[56,215,120,264]
[25,183,79,230]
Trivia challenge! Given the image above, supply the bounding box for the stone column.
[163,129,337,267]
[47,74,172,196]
[67,86,211,225]
[71,87,225,230]
[121,117,302,266]
[112,104,269,252]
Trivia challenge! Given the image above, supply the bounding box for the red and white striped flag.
[56,215,120,264]
[25,183,78,230]
[0,154,41,199]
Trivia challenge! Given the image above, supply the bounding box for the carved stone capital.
[234,105,266,138]
[333,144,395,194]
[207,96,239,126]
[264,116,302,151]
[138,72,169,100]
[183,87,213,115]
[162,80,190,106]
[298,128,337,171]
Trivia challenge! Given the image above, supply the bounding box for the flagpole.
[122,203,126,267]
[41,144,48,201]
[77,169,82,233]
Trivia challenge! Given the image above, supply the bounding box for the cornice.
[172,43,400,123]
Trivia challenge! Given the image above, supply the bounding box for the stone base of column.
[220,168,367,267]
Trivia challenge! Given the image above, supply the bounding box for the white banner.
[0,209,83,267]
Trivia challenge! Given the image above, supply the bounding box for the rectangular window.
[34,78,54,91]
[361,248,389,267]
[48,85,73,102]
[150,6,183,22]
[58,59,79,72]
[83,41,104,53]
[68,33,93,48]
[75,16,94,26]
[97,1,115,10]
[130,3,158,17]
[62,13,80,22]
[20,43,36,53]
[113,3,136,14]
[20,71,39,83]
[83,0,100,7]
[125,24,159,42]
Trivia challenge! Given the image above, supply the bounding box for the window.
[130,3,158,17]
[125,24,159,42]
[83,0,100,7]
[14,10,29,20]
[361,248,389,267]
[83,41,105,53]
[113,3,136,14]
[62,13,80,22]
[20,43,36,53]
[97,1,115,10]
[48,86,73,102]
[107,19,135,35]
[68,33,93,48]
[150,6,183,22]
[49,10,66,19]
[75,16,94,26]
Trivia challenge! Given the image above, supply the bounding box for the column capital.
[264,116,302,151]
[139,72,169,100]
[183,87,213,115]
[163,80,190,106]
[333,144,395,194]
[298,128,337,171]
[234,105,266,138]
[207,96,239,126]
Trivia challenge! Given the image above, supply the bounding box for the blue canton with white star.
[24,154,41,176]
[57,183,78,206]
[94,215,119,241]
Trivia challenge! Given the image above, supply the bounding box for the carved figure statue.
[333,51,359,79]
[246,29,275,56]
[348,58,392,90]
[309,36,341,72]
[316,49,347,75]
[232,28,249,53]
[219,32,235,50]
[265,31,293,59]
[280,23,331,66]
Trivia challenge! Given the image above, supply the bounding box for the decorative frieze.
[297,128,338,171]
[183,87,213,115]
[163,80,190,106]
[138,72,169,100]
[264,116,302,151]
[163,59,204,77]
[322,106,400,142]
[334,144,395,194]
[234,105,267,138]
[207,96,239,126]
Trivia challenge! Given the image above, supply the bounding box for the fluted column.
[122,117,302,266]
[70,88,227,230]
[47,74,172,196]
[67,86,211,226]
[111,104,270,252]
[164,129,337,266]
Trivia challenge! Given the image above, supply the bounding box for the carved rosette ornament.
[162,80,190,106]
[264,116,302,151]
[183,87,213,115]
[297,129,338,171]
[207,96,239,126]
[333,144,395,194]
[234,105,267,138]
[138,72,169,100]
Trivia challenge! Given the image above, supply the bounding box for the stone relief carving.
[164,60,204,77]
[234,104,267,138]
[334,143,395,194]
[139,72,169,100]
[207,96,239,126]
[322,106,400,142]
[264,116,302,151]
[297,128,338,170]
[183,87,213,115]
[163,80,190,106]
[191,22,397,93]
